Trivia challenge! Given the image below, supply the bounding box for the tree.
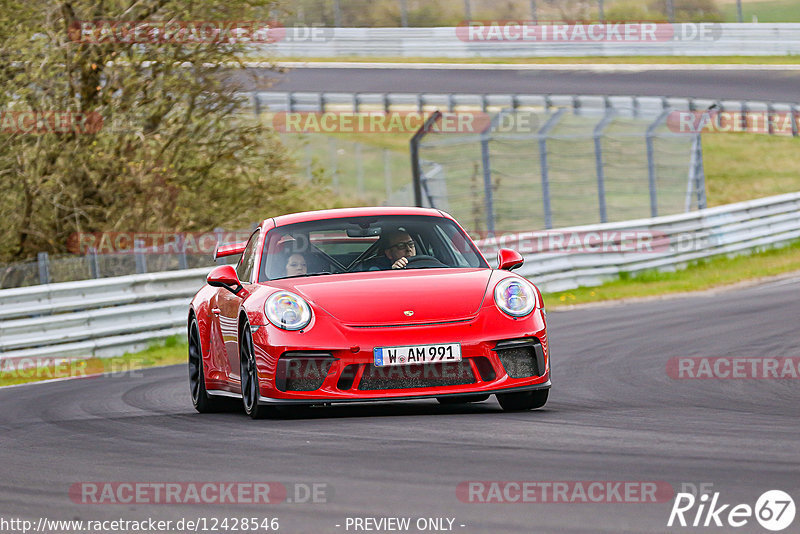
[0,0,336,267]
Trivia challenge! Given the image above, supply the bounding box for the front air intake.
[357,361,475,390]
[275,352,335,392]
[494,338,545,378]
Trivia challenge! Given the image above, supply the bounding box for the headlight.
[494,277,537,317]
[265,291,312,331]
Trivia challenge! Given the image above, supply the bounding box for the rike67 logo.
[668,488,795,531]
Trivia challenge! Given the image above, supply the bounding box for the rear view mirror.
[497,249,524,271]
[207,265,243,295]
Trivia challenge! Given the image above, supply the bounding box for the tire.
[240,325,271,419]
[188,317,227,413]
[436,394,491,405]
[496,389,549,411]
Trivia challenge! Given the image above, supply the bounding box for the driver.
[384,229,416,269]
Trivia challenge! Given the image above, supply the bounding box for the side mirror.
[497,248,524,271]
[207,265,243,295]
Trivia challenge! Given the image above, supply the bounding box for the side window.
[236,230,260,283]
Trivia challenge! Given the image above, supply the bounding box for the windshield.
[260,215,489,281]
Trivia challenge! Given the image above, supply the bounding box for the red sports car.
[188,207,550,418]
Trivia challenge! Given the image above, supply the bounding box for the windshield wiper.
[275,271,335,280]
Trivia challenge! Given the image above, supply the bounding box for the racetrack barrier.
[0,191,798,362]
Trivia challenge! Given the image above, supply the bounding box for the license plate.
[373,343,462,367]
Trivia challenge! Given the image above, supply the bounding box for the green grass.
[720,0,800,22]
[272,55,800,65]
[703,133,800,206]
[0,335,187,388]
[544,238,800,308]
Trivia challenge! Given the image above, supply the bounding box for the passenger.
[285,253,307,277]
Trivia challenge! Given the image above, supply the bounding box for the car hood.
[278,269,492,326]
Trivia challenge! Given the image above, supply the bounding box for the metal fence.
[3,91,796,289]
[411,107,705,234]
[261,24,800,57]
[272,0,792,27]
[2,191,798,362]
[255,91,800,137]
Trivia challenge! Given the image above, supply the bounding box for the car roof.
[265,206,448,228]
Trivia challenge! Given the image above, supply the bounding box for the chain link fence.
[271,0,789,27]
[412,108,705,234]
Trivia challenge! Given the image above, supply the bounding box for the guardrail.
[483,191,800,292]
[263,24,800,57]
[1,191,798,362]
[0,268,208,361]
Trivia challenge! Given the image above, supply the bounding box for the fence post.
[410,111,443,207]
[320,92,327,112]
[252,92,261,117]
[400,0,408,27]
[538,109,566,229]
[767,103,775,135]
[214,228,225,265]
[792,105,799,137]
[305,143,314,181]
[646,109,670,218]
[134,239,147,274]
[329,137,339,192]
[177,235,188,270]
[288,92,295,113]
[741,101,748,132]
[598,0,604,22]
[356,143,364,196]
[384,149,392,204]
[593,110,615,223]
[37,252,50,285]
[332,0,342,27]
[87,247,100,279]
[695,135,707,210]
[480,124,496,236]
[530,0,538,23]
[464,0,471,20]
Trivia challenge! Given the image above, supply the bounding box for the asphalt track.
[245,65,800,102]
[2,274,799,533]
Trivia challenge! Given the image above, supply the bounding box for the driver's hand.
[392,257,409,269]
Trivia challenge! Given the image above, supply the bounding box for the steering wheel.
[404,255,447,268]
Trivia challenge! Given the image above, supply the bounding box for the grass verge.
[0,335,187,388]
[543,239,800,308]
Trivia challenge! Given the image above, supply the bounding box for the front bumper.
[251,308,550,405]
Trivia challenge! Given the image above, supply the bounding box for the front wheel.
[240,326,272,419]
[496,389,549,411]
[188,317,226,413]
